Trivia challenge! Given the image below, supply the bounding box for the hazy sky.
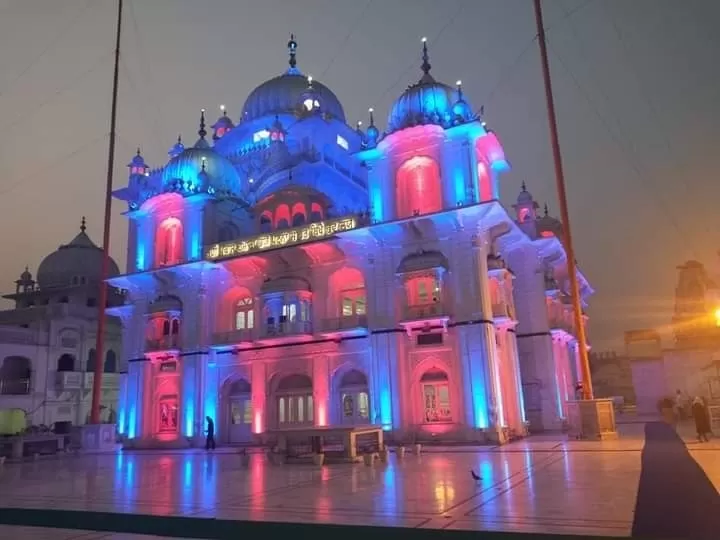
[0,0,718,351]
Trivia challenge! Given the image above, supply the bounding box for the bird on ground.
[470,470,480,481]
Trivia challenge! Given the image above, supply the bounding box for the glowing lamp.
[714,308,720,327]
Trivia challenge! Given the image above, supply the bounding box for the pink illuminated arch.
[310,202,323,223]
[476,161,492,202]
[155,217,183,267]
[275,204,290,229]
[218,286,254,333]
[411,359,457,430]
[395,156,442,218]
[328,267,366,318]
[291,202,307,227]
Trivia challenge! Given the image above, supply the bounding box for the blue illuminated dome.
[241,37,345,123]
[387,40,474,133]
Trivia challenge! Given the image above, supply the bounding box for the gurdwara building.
[109,37,592,447]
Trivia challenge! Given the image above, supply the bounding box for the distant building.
[589,350,635,405]
[111,38,593,447]
[628,261,720,413]
[0,219,124,429]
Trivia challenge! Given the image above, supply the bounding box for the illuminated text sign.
[204,216,358,261]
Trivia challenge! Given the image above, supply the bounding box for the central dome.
[242,71,346,123]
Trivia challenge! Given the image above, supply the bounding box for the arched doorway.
[0,356,32,395]
[338,369,369,425]
[419,367,452,424]
[274,374,313,428]
[57,354,75,372]
[226,378,252,444]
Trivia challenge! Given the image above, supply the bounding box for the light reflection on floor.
[0,433,654,539]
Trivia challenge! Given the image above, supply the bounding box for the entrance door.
[341,391,370,425]
[228,396,252,443]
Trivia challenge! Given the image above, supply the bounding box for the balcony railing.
[145,335,181,352]
[56,371,83,390]
[212,329,255,346]
[0,378,31,395]
[492,302,515,320]
[261,320,313,338]
[320,314,369,333]
[402,303,448,321]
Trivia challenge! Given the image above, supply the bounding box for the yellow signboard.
[204,216,359,261]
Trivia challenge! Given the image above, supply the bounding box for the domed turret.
[168,135,185,159]
[241,35,346,123]
[512,182,539,223]
[537,204,564,240]
[211,106,235,140]
[387,38,473,134]
[161,110,242,195]
[36,217,120,290]
[365,108,379,148]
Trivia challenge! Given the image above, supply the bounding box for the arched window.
[57,354,76,372]
[395,156,442,219]
[406,275,440,306]
[104,350,117,373]
[0,356,32,395]
[259,212,272,233]
[234,297,255,330]
[86,348,96,373]
[330,267,366,320]
[339,369,369,424]
[291,202,306,227]
[171,318,180,336]
[275,204,290,230]
[275,374,313,427]
[420,368,451,423]
[310,202,323,223]
[162,319,171,336]
[155,217,183,267]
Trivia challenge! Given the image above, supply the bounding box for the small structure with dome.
[111,36,593,448]
[0,218,125,431]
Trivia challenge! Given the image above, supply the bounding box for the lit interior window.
[303,98,320,111]
[336,135,349,150]
[253,130,270,143]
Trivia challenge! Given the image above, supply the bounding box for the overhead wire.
[0,133,107,197]
[0,0,94,98]
[0,50,113,134]
[544,36,700,260]
[600,1,714,239]
[318,0,375,80]
[371,0,467,108]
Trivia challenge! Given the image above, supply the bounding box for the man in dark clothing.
[205,416,216,450]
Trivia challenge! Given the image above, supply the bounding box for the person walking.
[205,416,216,451]
[691,397,710,442]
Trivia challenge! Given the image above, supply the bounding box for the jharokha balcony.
[258,319,313,341]
[399,301,451,334]
[212,328,255,347]
[145,335,181,353]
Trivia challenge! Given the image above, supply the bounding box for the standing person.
[691,397,710,442]
[205,416,216,451]
[674,389,685,422]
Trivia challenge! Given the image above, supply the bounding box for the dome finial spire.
[521,181,527,192]
[544,203,549,216]
[421,37,432,77]
[198,108,207,140]
[368,107,375,127]
[80,216,86,233]
[288,33,298,70]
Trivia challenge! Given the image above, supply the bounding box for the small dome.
[242,72,346,123]
[513,182,538,209]
[211,110,235,140]
[387,40,471,133]
[537,205,564,239]
[37,219,120,289]
[397,250,449,274]
[19,267,33,282]
[162,145,241,194]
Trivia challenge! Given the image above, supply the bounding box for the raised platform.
[75,424,118,453]
[566,399,618,440]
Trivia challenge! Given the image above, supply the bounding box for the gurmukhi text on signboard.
[204,216,358,261]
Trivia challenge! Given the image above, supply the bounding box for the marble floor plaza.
[0,422,719,539]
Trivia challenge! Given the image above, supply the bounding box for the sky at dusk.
[0,0,718,351]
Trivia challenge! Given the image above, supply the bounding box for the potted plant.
[312,452,325,467]
[397,446,406,459]
[363,452,375,466]
[379,446,390,463]
[413,442,422,456]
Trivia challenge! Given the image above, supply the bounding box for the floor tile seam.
[413,518,433,528]
[461,453,566,516]
[213,504,441,517]
[452,515,633,526]
[439,449,564,515]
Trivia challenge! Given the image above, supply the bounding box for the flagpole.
[90,0,123,424]
[533,0,594,400]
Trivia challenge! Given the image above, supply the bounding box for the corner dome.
[161,145,241,195]
[37,219,120,289]
[387,40,473,134]
[242,71,346,123]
